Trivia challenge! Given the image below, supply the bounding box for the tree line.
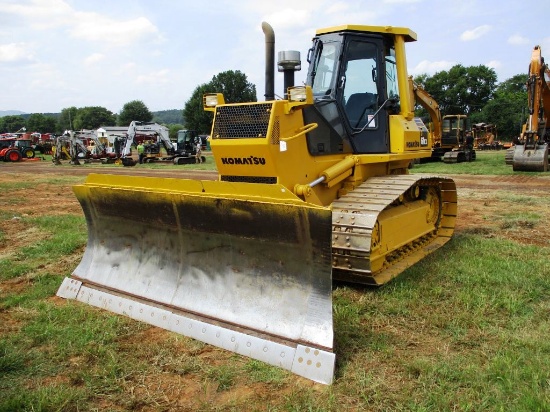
[414,65,527,140]
[0,70,255,139]
[0,101,158,135]
[0,66,528,141]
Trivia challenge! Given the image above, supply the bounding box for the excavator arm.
[122,121,138,157]
[52,133,69,164]
[125,121,173,156]
[81,129,107,155]
[52,131,89,165]
[409,77,442,144]
[152,125,173,153]
[526,46,550,143]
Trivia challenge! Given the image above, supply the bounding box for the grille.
[212,103,272,139]
[271,116,280,145]
[221,175,277,184]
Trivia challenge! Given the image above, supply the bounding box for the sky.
[1,0,548,115]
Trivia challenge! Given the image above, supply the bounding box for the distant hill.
[152,109,184,125]
[21,112,60,120]
[0,109,184,125]
[0,110,26,117]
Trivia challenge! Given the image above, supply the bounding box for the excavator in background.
[57,22,457,384]
[508,45,550,171]
[80,129,118,163]
[177,129,209,152]
[410,80,445,162]
[52,123,201,167]
[52,130,119,165]
[120,121,205,165]
[52,131,90,165]
[441,114,476,163]
[410,85,475,163]
[51,134,71,164]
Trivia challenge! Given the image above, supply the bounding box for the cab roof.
[315,25,417,42]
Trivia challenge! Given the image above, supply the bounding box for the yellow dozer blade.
[57,174,335,384]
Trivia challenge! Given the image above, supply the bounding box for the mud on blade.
[57,174,335,383]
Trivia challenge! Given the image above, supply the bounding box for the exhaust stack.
[278,50,301,99]
[262,22,275,101]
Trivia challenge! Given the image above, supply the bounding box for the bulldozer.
[508,45,550,171]
[57,22,457,384]
[441,114,476,163]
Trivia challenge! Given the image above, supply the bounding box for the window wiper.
[351,97,398,135]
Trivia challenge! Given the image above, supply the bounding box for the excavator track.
[443,150,476,163]
[331,174,457,285]
[505,147,515,165]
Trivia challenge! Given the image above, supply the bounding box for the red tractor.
[0,137,36,162]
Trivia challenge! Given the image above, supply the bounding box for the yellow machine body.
[57,23,457,384]
[209,99,433,207]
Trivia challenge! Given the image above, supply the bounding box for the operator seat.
[345,92,377,128]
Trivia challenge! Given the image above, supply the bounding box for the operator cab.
[176,129,198,152]
[441,115,470,146]
[304,26,405,155]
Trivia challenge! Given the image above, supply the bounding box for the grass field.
[411,150,517,175]
[38,149,519,175]
[1,150,549,411]
[40,148,517,175]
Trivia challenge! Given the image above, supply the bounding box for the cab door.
[338,36,389,153]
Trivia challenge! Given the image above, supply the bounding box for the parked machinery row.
[49,123,207,166]
[120,121,205,165]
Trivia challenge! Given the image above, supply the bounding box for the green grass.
[0,301,147,411]
[461,190,547,243]
[41,176,86,185]
[493,192,548,205]
[411,150,533,175]
[17,149,534,176]
[328,234,550,411]
[0,214,86,284]
[0,181,38,191]
[496,210,541,230]
[3,231,548,410]
[244,360,289,385]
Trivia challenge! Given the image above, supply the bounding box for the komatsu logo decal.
[406,136,428,148]
[413,117,430,147]
[221,156,266,165]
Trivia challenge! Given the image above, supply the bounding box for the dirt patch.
[452,175,550,247]
[0,219,46,253]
